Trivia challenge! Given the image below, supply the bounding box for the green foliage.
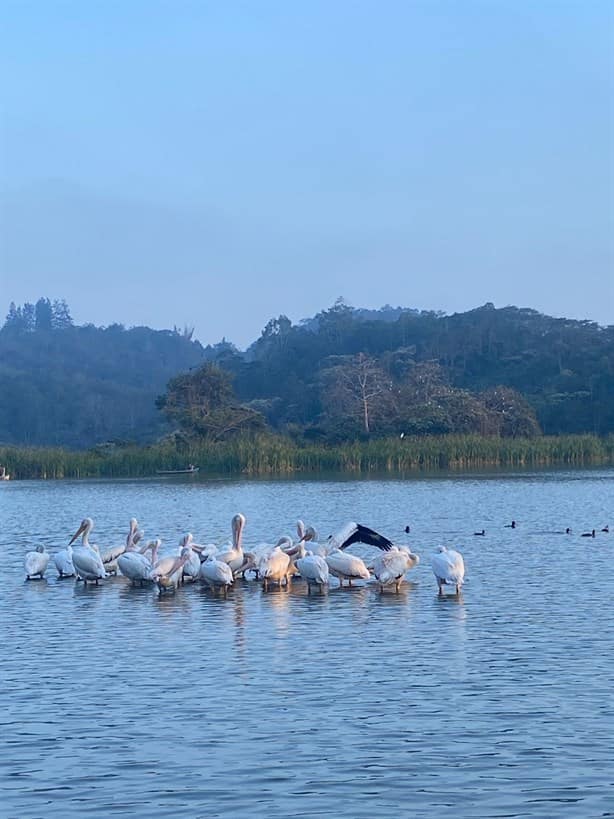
[156,363,265,441]
[1,433,613,480]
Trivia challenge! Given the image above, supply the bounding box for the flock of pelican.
[23,514,465,596]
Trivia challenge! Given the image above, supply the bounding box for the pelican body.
[325,550,370,586]
[118,539,160,586]
[150,547,191,594]
[430,546,465,595]
[199,555,234,595]
[53,543,76,578]
[259,546,291,590]
[25,545,49,580]
[372,546,420,593]
[101,518,139,575]
[216,514,247,573]
[69,518,107,584]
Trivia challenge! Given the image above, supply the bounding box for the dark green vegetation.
[2,433,613,480]
[1,298,613,465]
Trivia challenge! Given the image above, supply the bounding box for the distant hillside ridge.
[1,297,613,448]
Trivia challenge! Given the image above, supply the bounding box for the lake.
[1,468,613,818]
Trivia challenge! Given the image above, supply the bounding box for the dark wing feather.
[342,523,393,551]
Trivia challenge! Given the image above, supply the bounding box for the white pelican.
[293,540,329,593]
[199,554,234,595]
[325,550,370,586]
[150,547,192,594]
[430,546,465,595]
[117,539,160,586]
[24,545,49,580]
[69,518,107,584]
[372,546,420,593]
[325,522,394,553]
[53,542,76,579]
[102,518,138,575]
[259,545,291,590]
[179,534,201,583]
[216,513,247,574]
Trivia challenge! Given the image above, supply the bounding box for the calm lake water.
[1,468,613,818]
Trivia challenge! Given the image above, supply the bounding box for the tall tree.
[156,363,265,440]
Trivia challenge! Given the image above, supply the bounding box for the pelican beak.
[69,521,86,545]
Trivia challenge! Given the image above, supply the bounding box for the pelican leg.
[348,578,353,587]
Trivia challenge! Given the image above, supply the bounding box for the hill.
[1,297,613,448]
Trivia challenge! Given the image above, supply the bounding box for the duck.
[581,529,596,538]
[474,529,486,536]
[601,525,609,533]
[430,546,465,595]
[504,521,517,529]
[24,545,49,580]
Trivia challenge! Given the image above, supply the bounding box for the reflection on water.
[1,468,613,817]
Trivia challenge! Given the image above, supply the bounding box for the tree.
[156,363,265,440]
[320,352,392,435]
[481,386,541,437]
[35,298,54,331]
[52,299,73,329]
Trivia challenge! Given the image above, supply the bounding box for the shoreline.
[1,432,613,480]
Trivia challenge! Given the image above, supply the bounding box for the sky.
[1,0,612,349]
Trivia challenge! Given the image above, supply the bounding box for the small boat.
[156,465,199,476]
[0,466,9,481]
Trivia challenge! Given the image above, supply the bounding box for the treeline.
[2,433,613,480]
[0,299,204,447]
[1,297,613,449]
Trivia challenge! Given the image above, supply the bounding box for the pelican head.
[69,517,93,545]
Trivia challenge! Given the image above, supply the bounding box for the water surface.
[1,469,613,817]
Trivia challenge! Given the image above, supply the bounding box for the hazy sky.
[1,0,612,348]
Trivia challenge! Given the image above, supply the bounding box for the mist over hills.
[1,297,612,448]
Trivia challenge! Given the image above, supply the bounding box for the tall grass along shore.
[1,434,613,480]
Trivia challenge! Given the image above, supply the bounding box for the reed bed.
[1,433,613,480]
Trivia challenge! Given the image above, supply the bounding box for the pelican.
[372,546,420,593]
[325,550,370,586]
[24,545,49,580]
[430,546,465,595]
[199,554,234,595]
[101,518,138,575]
[259,545,291,590]
[117,539,160,586]
[325,522,394,553]
[216,514,247,574]
[293,540,329,593]
[150,547,192,594]
[53,542,76,579]
[69,518,107,584]
[179,534,201,583]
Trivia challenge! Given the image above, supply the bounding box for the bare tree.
[321,353,391,434]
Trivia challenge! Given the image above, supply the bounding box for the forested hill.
[1,297,613,448]
[0,299,204,447]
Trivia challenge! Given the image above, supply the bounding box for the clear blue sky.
[1,0,612,348]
